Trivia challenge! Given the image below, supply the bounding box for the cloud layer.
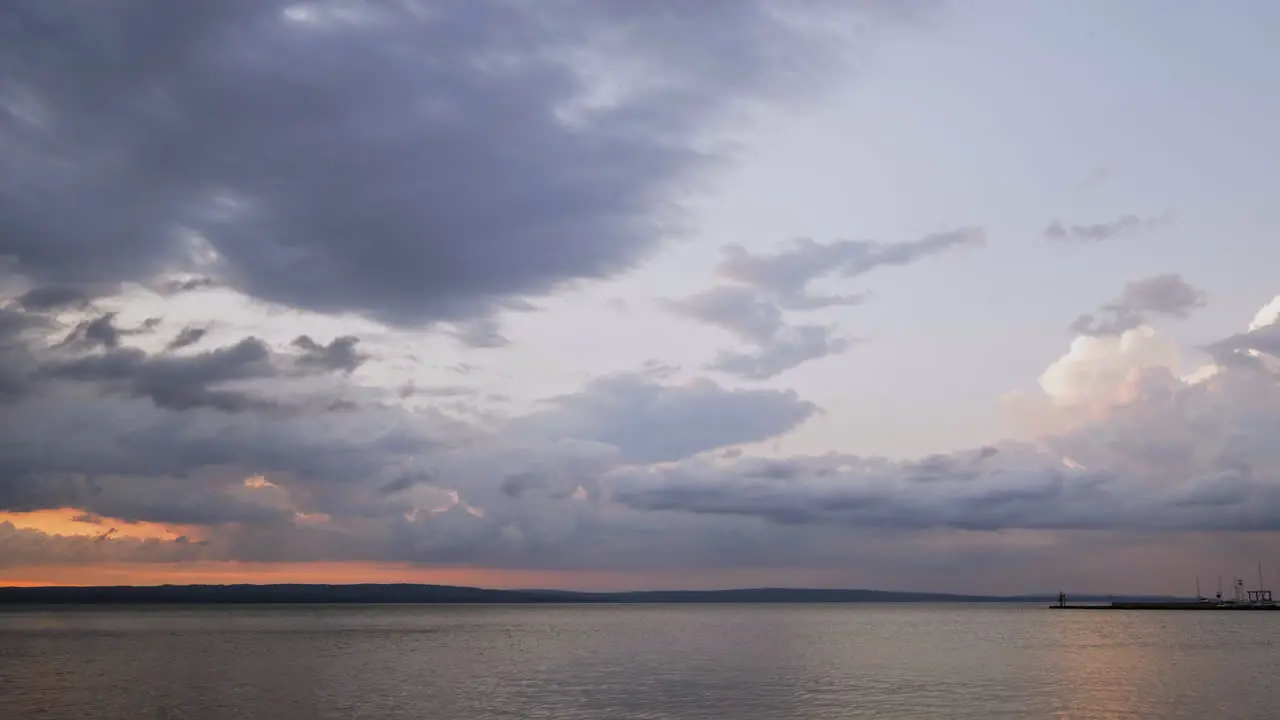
[1044,212,1170,243]
[1,0,890,327]
[668,228,985,379]
[4,288,1275,576]
[1069,274,1207,336]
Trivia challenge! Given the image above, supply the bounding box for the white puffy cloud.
[1037,325,1182,409]
[1249,296,1280,332]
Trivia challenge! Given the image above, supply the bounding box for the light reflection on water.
[1,604,1277,719]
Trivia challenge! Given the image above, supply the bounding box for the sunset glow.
[0,509,207,542]
[0,562,848,592]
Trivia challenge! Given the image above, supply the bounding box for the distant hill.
[0,584,1184,605]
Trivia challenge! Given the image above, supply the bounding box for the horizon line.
[0,581,1182,598]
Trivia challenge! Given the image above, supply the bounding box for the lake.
[1,603,1276,718]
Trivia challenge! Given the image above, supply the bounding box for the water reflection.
[1044,611,1275,718]
[2,604,1278,719]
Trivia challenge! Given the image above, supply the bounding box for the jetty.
[1051,566,1280,611]
[1051,599,1280,611]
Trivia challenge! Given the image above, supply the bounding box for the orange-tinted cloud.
[0,508,209,542]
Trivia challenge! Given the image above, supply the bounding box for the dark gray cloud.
[1075,167,1111,193]
[397,382,476,400]
[451,317,510,349]
[613,454,1112,531]
[709,324,852,380]
[717,228,983,308]
[615,447,1280,533]
[160,276,219,295]
[669,228,981,379]
[44,337,280,413]
[500,472,543,499]
[59,312,123,350]
[376,470,436,498]
[292,335,368,374]
[665,286,784,344]
[0,0,891,326]
[57,312,160,351]
[1205,323,1280,365]
[41,330,371,411]
[0,306,46,403]
[16,285,99,312]
[0,473,289,527]
[166,326,208,352]
[1044,212,1169,243]
[0,307,37,338]
[1109,274,1207,317]
[511,373,817,463]
[1070,273,1207,336]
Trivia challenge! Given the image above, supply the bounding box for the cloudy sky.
[2,0,1279,595]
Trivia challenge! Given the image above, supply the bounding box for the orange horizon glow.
[0,508,853,592]
[0,561,855,592]
[0,508,209,542]
[0,562,657,590]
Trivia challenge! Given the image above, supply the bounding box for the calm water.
[1,603,1277,719]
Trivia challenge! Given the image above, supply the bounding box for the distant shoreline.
[0,584,1182,605]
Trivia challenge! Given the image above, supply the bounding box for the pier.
[1050,567,1280,610]
[1050,601,1280,611]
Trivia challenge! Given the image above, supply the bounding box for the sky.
[2,0,1279,595]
